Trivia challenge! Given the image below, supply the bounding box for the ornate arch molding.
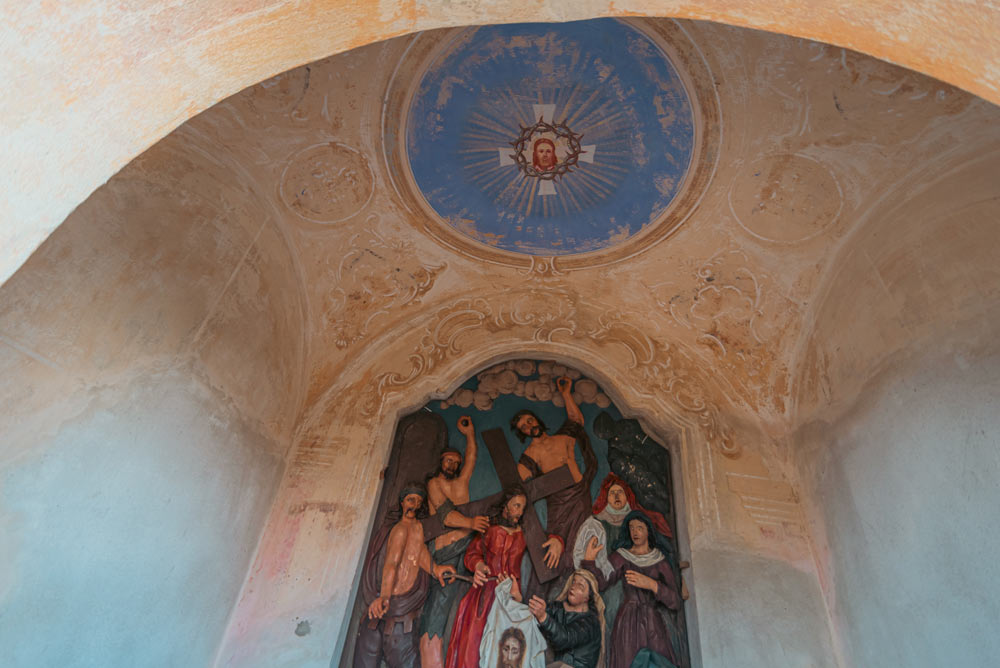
[297,288,742,467]
[297,332,727,666]
[292,297,733,554]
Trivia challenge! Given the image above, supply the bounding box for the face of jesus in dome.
[532,139,557,171]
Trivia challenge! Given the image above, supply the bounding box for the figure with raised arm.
[419,416,490,668]
[510,376,597,586]
[527,569,605,668]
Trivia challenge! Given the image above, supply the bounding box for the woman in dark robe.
[581,511,681,668]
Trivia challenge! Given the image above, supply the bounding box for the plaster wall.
[800,348,1000,667]
[1,14,998,668]
[793,155,1000,666]
[0,369,282,668]
[0,121,304,667]
[691,548,835,666]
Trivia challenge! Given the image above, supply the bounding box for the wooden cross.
[420,427,577,583]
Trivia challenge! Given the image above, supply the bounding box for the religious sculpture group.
[345,362,688,668]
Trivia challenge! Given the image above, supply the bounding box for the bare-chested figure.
[355,485,454,668]
[419,416,489,668]
[511,376,597,584]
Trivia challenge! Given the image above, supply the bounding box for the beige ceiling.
[2,0,1000,299]
[14,18,994,455]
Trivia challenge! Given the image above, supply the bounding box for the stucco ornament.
[280,142,375,224]
[645,247,790,415]
[357,291,739,457]
[320,216,446,349]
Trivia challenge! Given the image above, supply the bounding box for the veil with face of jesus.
[497,627,526,668]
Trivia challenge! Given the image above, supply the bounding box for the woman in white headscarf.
[582,511,680,668]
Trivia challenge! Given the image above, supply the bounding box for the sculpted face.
[441,453,462,480]
[515,414,542,439]
[501,636,523,668]
[532,139,557,171]
[503,494,527,524]
[608,484,628,511]
[401,493,424,518]
[628,518,649,547]
[566,574,591,607]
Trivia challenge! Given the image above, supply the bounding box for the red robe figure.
[445,487,561,668]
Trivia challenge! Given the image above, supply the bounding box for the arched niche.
[334,354,699,668]
[220,308,732,666]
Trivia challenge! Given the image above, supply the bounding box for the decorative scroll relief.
[358,292,740,458]
[646,247,788,412]
[320,217,446,349]
[280,142,375,224]
[757,41,972,147]
[585,311,738,458]
[517,255,567,279]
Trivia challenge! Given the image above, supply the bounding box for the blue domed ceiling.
[406,19,695,256]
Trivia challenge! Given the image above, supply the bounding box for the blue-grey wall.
[800,347,1000,667]
[0,118,299,667]
[0,368,284,668]
[693,548,837,667]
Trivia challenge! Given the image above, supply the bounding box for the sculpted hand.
[542,537,563,569]
[433,563,456,588]
[367,596,389,620]
[498,573,523,602]
[457,416,474,436]
[468,514,490,533]
[556,376,572,394]
[527,595,548,623]
[584,536,604,562]
[473,561,491,588]
[625,570,659,593]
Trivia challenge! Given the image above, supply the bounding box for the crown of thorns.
[510,118,584,181]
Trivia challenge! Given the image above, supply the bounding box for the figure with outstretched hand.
[445,486,563,668]
[355,484,455,668]
[581,512,681,668]
[419,415,490,668]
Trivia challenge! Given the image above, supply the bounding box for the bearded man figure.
[446,486,562,668]
[532,138,558,172]
[497,628,527,668]
[419,416,489,668]
[511,377,596,591]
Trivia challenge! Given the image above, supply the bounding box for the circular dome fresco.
[405,19,696,257]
